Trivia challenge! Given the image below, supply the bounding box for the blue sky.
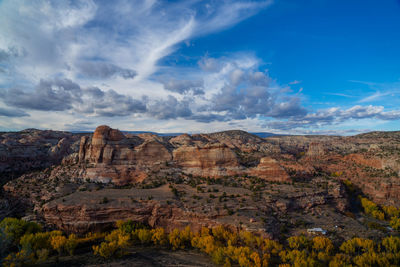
[0,0,399,134]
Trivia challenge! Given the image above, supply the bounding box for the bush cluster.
[1,217,400,266]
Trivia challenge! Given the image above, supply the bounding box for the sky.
[0,0,400,135]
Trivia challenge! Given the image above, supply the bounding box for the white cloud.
[0,0,399,135]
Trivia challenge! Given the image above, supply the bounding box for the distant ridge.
[71,130,278,138]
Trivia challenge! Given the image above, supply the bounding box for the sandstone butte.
[77,125,291,184]
[1,125,399,237]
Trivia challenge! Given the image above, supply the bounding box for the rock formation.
[78,125,172,184]
[249,157,290,182]
[1,126,400,238]
[0,129,80,183]
[75,125,290,183]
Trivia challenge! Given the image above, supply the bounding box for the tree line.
[1,217,399,267]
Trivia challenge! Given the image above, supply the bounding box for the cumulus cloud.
[265,105,400,130]
[198,57,222,72]
[162,79,204,95]
[0,47,23,62]
[268,98,307,118]
[78,88,147,117]
[147,95,192,120]
[193,56,308,121]
[1,0,399,133]
[1,78,146,117]
[1,79,82,111]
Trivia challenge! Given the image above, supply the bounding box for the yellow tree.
[390,216,400,230]
[339,237,374,256]
[381,236,400,253]
[50,235,67,254]
[312,236,333,254]
[151,228,168,246]
[65,234,78,256]
[287,235,310,250]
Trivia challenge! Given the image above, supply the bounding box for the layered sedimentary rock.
[172,143,242,177]
[249,157,290,182]
[305,142,325,158]
[78,125,172,184]
[42,198,220,234]
[2,126,400,236]
[0,129,80,181]
[40,178,347,235]
[76,126,289,183]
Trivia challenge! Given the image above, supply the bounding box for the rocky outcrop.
[305,142,325,158]
[344,154,382,169]
[2,124,400,238]
[172,143,241,177]
[249,157,290,182]
[0,129,81,183]
[77,126,290,182]
[78,125,172,184]
[43,200,220,234]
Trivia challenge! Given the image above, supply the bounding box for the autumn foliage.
[1,217,400,266]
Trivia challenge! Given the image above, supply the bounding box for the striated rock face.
[76,126,290,183]
[42,200,219,234]
[0,129,81,181]
[41,185,229,233]
[344,153,383,169]
[305,142,325,158]
[172,143,241,177]
[4,125,400,241]
[39,179,348,235]
[78,125,172,184]
[249,157,290,182]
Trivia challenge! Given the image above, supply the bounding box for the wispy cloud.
[0,0,399,135]
[358,91,392,103]
[289,80,301,85]
[349,80,400,103]
[325,92,355,98]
